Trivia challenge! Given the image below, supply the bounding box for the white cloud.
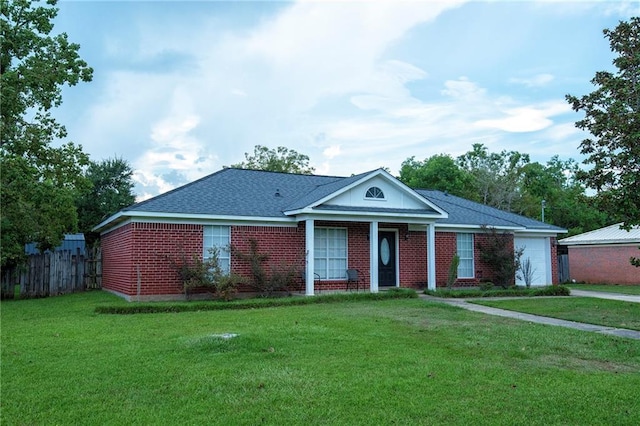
[544,122,582,141]
[323,145,342,159]
[475,101,571,133]
[441,77,487,100]
[76,0,467,195]
[62,0,606,198]
[510,73,555,88]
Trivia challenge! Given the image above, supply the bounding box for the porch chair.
[346,268,361,292]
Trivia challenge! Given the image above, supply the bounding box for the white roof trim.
[433,224,523,232]
[94,211,297,233]
[295,211,441,224]
[287,169,448,218]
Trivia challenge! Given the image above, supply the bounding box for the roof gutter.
[93,211,297,233]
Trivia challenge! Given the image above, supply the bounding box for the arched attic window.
[365,186,385,199]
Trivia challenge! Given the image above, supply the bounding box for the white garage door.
[514,237,550,286]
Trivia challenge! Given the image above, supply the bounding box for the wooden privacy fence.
[0,248,101,299]
[558,254,569,283]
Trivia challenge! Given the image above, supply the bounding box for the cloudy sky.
[53,0,638,200]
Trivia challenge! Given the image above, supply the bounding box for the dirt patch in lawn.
[536,354,637,373]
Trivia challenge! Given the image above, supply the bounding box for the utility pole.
[541,199,546,223]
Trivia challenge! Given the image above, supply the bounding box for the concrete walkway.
[569,289,640,303]
[419,291,640,340]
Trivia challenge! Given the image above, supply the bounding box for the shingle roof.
[284,170,371,211]
[417,190,565,231]
[99,168,564,235]
[558,223,640,245]
[125,168,343,218]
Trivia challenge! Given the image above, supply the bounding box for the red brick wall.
[102,223,135,295]
[399,227,427,289]
[435,232,457,286]
[132,223,202,296]
[231,224,305,292]
[231,221,373,292]
[101,222,202,297]
[431,231,511,287]
[568,245,640,285]
[102,220,548,298]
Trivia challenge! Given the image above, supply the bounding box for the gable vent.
[365,186,384,199]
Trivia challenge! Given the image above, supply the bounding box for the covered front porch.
[300,218,438,296]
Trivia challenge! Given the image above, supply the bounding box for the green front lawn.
[2,291,639,425]
[566,283,640,295]
[473,297,640,331]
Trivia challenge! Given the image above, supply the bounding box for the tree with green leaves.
[1,0,93,267]
[566,17,640,230]
[230,145,315,174]
[457,143,530,212]
[76,158,136,242]
[398,154,473,197]
[519,157,609,235]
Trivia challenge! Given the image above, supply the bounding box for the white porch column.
[305,219,315,296]
[370,221,379,293]
[427,223,436,290]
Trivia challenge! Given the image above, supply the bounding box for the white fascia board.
[433,223,524,233]
[558,240,640,246]
[304,169,448,218]
[97,217,133,235]
[94,211,297,233]
[285,207,443,219]
[93,211,126,233]
[514,229,567,237]
[294,211,442,224]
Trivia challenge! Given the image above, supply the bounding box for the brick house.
[94,168,565,301]
[558,223,640,285]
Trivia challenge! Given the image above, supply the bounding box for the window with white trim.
[456,233,474,278]
[204,225,231,273]
[365,186,385,199]
[314,227,347,279]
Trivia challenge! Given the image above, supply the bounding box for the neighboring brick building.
[559,224,640,285]
[95,168,565,300]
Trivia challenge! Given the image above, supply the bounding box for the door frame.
[379,228,399,287]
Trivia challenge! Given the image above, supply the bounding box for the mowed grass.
[2,291,640,425]
[473,297,640,331]
[566,283,640,295]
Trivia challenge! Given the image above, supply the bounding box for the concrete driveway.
[569,289,640,303]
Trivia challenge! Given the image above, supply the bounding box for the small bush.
[424,285,570,298]
[232,239,302,297]
[479,281,494,291]
[531,285,570,297]
[476,226,524,289]
[446,254,460,288]
[518,257,536,288]
[165,247,244,300]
